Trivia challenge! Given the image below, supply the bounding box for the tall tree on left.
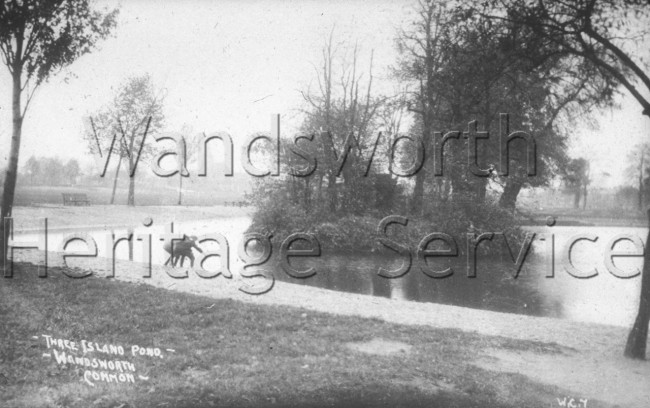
[0,1,118,265]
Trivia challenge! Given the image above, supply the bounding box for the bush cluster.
[247,178,528,257]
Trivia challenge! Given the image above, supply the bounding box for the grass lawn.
[11,204,250,232]
[1,263,571,408]
[518,206,647,227]
[14,183,247,207]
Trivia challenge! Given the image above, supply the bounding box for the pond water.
[274,225,647,328]
[14,219,647,328]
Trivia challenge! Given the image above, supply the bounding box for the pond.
[14,219,647,328]
[273,225,646,328]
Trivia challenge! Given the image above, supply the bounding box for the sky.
[0,0,649,188]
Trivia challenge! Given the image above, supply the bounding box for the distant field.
[519,205,647,227]
[11,204,250,231]
[14,184,247,207]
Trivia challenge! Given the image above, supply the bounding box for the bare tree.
[394,0,452,213]
[85,74,164,206]
[300,29,385,213]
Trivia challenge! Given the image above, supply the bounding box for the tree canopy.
[0,0,118,264]
[0,0,119,115]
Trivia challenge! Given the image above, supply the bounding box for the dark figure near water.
[163,235,203,267]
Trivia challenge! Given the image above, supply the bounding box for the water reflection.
[15,221,647,328]
[271,226,647,327]
[273,254,561,318]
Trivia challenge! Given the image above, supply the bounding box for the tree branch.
[584,26,650,94]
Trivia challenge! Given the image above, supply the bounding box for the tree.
[625,143,650,211]
[493,0,650,116]
[63,159,81,185]
[42,157,65,185]
[394,0,455,213]
[563,157,591,209]
[395,1,595,212]
[86,74,164,206]
[176,124,201,206]
[0,0,118,264]
[299,30,385,214]
[488,0,650,360]
[23,155,39,185]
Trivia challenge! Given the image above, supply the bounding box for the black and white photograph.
[1,0,650,407]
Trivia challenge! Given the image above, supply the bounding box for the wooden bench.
[62,193,91,206]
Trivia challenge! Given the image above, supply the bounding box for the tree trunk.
[178,172,183,205]
[447,138,471,203]
[1,72,24,265]
[573,189,581,209]
[624,208,650,359]
[128,155,135,206]
[110,154,122,205]
[127,228,134,261]
[639,184,644,211]
[316,173,323,203]
[639,153,644,211]
[303,177,311,213]
[499,180,523,209]
[582,184,588,210]
[327,172,336,212]
[412,117,433,214]
[411,167,425,214]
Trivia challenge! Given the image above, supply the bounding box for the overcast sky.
[0,0,648,187]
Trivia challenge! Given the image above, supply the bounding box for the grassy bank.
[0,263,575,408]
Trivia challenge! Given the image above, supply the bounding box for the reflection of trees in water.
[370,272,390,298]
[386,272,420,301]
[412,257,560,317]
[272,256,380,296]
[389,277,406,300]
[270,253,562,319]
[368,256,421,299]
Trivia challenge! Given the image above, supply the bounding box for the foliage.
[85,73,165,206]
[21,156,81,186]
[247,173,525,256]
[0,0,119,96]
[623,143,650,210]
[486,0,650,359]
[562,157,591,209]
[296,30,390,214]
[617,185,639,202]
[394,0,615,210]
[63,159,81,185]
[562,158,590,189]
[86,73,164,159]
[247,13,535,255]
[0,0,118,262]
[489,0,650,116]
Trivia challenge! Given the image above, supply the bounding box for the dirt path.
[10,247,649,408]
